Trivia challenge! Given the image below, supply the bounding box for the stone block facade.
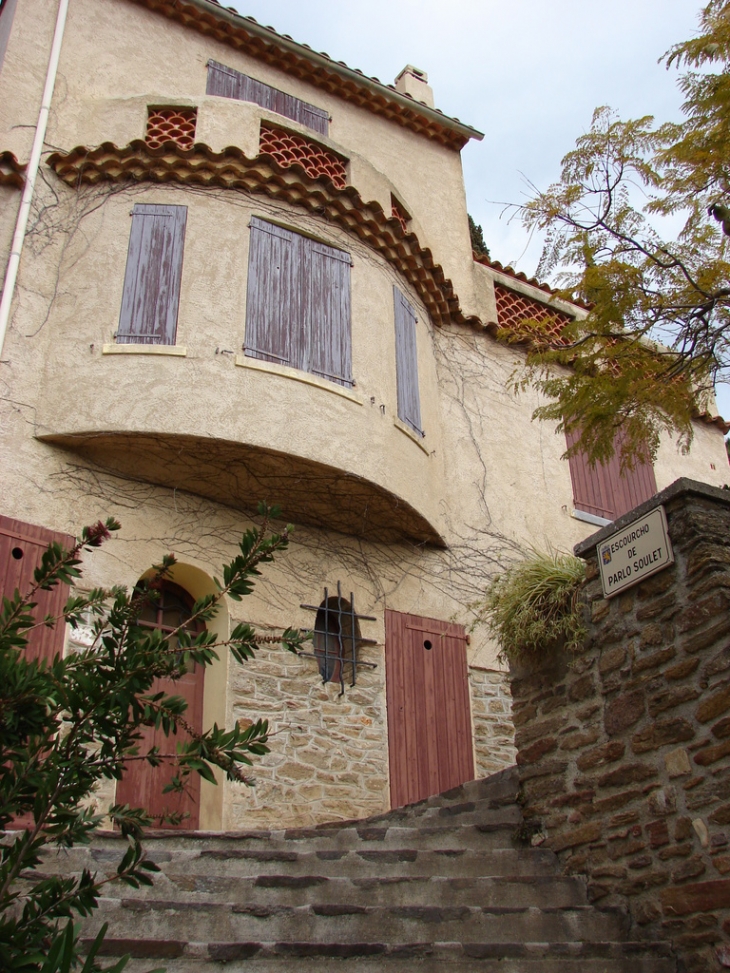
[510,479,730,973]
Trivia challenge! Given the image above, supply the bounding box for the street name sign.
[598,506,674,598]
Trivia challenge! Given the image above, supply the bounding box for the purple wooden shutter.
[244,217,297,367]
[393,286,423,434]
[566,428,657,521]
[306,239,352,387]
[118,204,187,345]
[0,0,18,77]
[206,60,246,99]
[206,60,329,136]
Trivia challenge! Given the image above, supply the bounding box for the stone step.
[47,819,521,864]
[87,899,630,945]
[104,939,677,973]
[110,873,588,910]
[44,845,562,880]
[387,767,520,814]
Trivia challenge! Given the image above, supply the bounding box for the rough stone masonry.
[509,479,730,973]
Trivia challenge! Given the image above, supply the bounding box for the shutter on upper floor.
[244,216,297,366]
[244,218,352,386]
[206,60,329,136]
[0,515,73,662]
[0,0,18,77]
[308,240,352,386]
[566,427,658,522]
[393,286,423,435]
[118,204,187,345]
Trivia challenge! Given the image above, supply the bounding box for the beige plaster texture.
[0,0,728,830]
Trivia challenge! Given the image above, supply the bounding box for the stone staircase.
[45,768,677,972]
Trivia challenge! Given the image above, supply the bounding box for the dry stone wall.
[225,640,389,830]
[510,479,730,973]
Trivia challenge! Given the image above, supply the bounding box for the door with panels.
[385,609,474,808]
[114,581,205,830]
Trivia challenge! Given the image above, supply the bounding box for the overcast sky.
[224,1,726,419]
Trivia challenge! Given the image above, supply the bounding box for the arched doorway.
[115,580,205,830]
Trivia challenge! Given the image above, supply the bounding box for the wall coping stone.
[574,477,730,559]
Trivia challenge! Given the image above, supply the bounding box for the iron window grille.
[300,582,377,696]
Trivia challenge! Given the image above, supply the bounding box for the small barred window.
[259,124,347,189]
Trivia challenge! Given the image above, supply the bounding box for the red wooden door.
[115,583,205,830]
[1,515,74,830]
[115,666,204,830]
[385,610,474,808]
[0,514,73,662]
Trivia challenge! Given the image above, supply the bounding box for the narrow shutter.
[566,428,658,521]
[296,102,329,137]
[393,286,423,435]
[118,204,187,345]
[0,515,73,662]
[244,217,297,367]
[206,60,329,136]
[206,59,246,99]
[0,0,18,78]
[612,430,658,517]
[307,239,353,387]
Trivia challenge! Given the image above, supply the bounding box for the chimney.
[394,65,434,108]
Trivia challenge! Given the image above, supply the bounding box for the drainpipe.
[0,0,69,358]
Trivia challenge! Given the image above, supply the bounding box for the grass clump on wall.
[477,550,587,664]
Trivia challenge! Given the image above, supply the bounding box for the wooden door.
[385,610,474,808]
[115,583,205,830]
[1,515,74,830]
[115,666,204,830]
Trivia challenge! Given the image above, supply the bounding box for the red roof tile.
[125,0,483,150]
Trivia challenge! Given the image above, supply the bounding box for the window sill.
[394,417,429,455]
[572,507,613,528]
[235,355,363,405]
[103,343,187,357]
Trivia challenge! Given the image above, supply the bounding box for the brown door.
[1,515,74,831]
[385,610,474,808]
[115,582,205,830]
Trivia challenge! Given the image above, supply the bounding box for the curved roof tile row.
[41,139,728,433]
[126,0,482,150]
[46,139,470,328]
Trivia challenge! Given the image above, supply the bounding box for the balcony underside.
[41,432,445,546]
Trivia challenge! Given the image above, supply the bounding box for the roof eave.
[129,0,484,147]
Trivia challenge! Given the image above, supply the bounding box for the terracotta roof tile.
[40,139,727,434]
[473,249,592,311]
[46,139,466,327]
[125,0,482,150]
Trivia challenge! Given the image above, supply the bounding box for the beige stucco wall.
[0,0,728,830]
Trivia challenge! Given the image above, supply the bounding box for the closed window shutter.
[0,515,73,662]
[245,218,352,386]
[205,59,245,99]
[307,240,352,387]
[118,204,187,345]
[206,60,329,136]
[393,286,423,435]
[567,428,657,521]
[244,216,297,366]
[0,0,18,77]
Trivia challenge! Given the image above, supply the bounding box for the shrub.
[476,550,587,663]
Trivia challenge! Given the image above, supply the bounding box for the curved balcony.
[36,348,445,546]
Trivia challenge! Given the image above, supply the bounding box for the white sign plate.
[598,506,674,598]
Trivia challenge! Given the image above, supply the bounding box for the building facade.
[1,0,727,830]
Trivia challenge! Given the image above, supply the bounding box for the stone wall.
[469,666,516,779]
[509,479,730,973]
